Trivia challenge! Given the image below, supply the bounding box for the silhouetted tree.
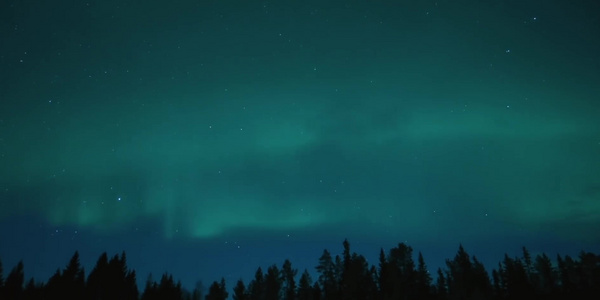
[334,255,343,289]
[491,268,502,299]
[577,251,600,297]
[445,245,470,300]
[142,272,183,300]
[416,251,433,300]
[46,251,86,299]
[5,260,24,300]
[65,251,85,296]
[445,245,492,300]
[368,266,379,300]
[342,239,352,274]
[352,254,378,300]
[88,252,138,300]
[380,242,417,300]
[497,254,533,299]
[471,256,493,299]
[206,278,228,300]
[378,248,390,298]
[45,269,62,298]
[87,252,109,299]
[265,264,282,300]
[141,273,157,300]
[3,241,600,300]
[192,281,205,300]
[522,247,533,280]
[281,259,297,300]
[161,273,183,300]
[312,282,322,300]
[297,269,313,300]
[339,240,377,300]
[557,254,577,296]
[24,277,45,300]
[248,267,265,300]
[435,268,447,300]
[233,279,248,300]
[316,249,338,300]
[533,253,557,297]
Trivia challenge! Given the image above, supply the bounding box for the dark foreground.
[1,239,599,300]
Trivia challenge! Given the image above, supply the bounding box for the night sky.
[1,0,599,292]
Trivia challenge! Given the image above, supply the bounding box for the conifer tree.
[64,251,85,299]
[378,248,391,299]
[87,252,138,300]
[281,259,297,300]
[24,277,42,299]
[577,251,599,296]
[312,282,322,300]
[248,267,265,300]
[534,253,556,296]
[445,245,492,300]
[265,264,282,300]
[233,279,248,300]
[416,252,433,299]
[522,247,533,279]
[316,249,338,300]
[297,269,313,300]
[206,278,228,300]
[192,281,204,300]
[386,243,417,300]
[435,268,447,300]
[471,256,492,299]
[5,260,24,300]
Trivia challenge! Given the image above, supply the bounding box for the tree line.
[0,239,599,299]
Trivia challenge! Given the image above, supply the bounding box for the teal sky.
[1,0,599,289]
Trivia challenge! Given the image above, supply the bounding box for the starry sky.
[1,0,599,291]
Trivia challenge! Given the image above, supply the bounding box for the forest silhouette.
[1,239,599,300]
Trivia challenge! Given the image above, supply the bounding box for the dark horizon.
[2,238,599,300]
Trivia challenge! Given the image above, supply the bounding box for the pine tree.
[342,239,351,274]
[312,282,322,300]
[416,252,433,299]
[193,281,205,300]
[265,264,282,300]
[471,256,492,299]
[141,273,157,300]
[248,267,265,300]
[445,245,491,300]
[577,251,600,296]
[281,259,297,300]
[534,253,556,296]
[206,278,228,300]
[316,249,338,300]
[64,251,85,299]
[87,252,109,299]
[386,242,417,300]
[435,268,447,300]
[499,254,532,299]
[522,247,533,279]
[160,273,183,300]
[233,279,248,300]
[297,269,313,300]
[347,253,377,300]
[378,248,391,299]
[24,277,44,299]
[87,252,138,300]
[5,260,24,300]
